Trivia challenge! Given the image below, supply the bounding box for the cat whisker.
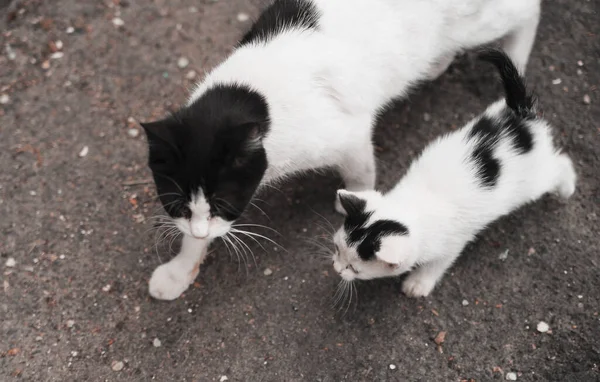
[229,231,258,270]
[230,228,287,253]
[249,201,270,220]
[232,223,282,237]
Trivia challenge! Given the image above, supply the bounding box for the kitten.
[142,0,542,300]
[332,50,576,298]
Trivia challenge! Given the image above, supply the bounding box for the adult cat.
[141,0,541,300]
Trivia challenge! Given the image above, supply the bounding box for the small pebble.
[102,284,111,292]
[389,364,397,370]
[461,299,469,306]
[177,57,189,69]
[576,69,583,76]
[6,44,16,60]
[219,376,229,382]
[583,94,590,105]
[185,70,197,80]
[41,60,50,70]
[59,254,65,260]
[577,60,584,67]
[111,361,124,371]
[66,320,75,328]
[578,295,583,299]
[112,18,124,27]
[506,372,517,381]
[263,268,273,276]
[153,338,162,347]
[66,26,75,34]
[50,52,64,59]
[5,257,16,267]
[35,336,43,342]
[498,249,509,261]
[0,94,10,104]
[78,146,89,157]
[188,308,192,313]
[189,6,198,13]
[71,351,78,357]
[237,13,250,22]
[55,40,63,50]
[423,113,431,122]
[537,321,549,333]
[127,128,140,138]
[552,78,562,85]
[29,190,36,196]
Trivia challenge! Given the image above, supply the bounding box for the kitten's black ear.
[140,119,177,147]
[337,190,366,215]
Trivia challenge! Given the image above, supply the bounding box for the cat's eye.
[180,206,192,220]
[233,156,246,168]
[347,264,359,274]
[334,244,340,253]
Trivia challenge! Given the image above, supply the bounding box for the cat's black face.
[141,84,270,238]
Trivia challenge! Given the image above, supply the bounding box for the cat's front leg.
[402,255,457,298]
[148,235,210,300]
[335,142,376,214]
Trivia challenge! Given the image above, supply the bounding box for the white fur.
[333,100,576,297]
[151,0,541,299]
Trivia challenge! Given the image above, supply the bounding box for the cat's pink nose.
[190,220,209,238]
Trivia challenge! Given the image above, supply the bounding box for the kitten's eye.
[348,264,359,274]
[334,244,340,253]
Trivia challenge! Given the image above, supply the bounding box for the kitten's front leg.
[402,255,457,298]
[148,235,210,300]
[335,143,376,214]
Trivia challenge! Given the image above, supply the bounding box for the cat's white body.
[149,0,542,300]
[193,0,540,186]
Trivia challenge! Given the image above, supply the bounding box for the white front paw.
[148,261,197,300]
[402,273,437,298]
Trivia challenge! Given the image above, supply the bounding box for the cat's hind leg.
[426,52,456,80]
[148,235,210,300]
[335,141,376,214]
[501,8,540,73]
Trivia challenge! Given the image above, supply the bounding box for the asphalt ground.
[1,0,599,381]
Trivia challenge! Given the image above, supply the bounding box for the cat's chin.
[175,217,233,239]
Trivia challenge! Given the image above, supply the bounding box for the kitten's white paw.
[148,261,198,300]
[402,273,437,298]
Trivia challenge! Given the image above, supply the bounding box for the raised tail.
[479,49,536,119]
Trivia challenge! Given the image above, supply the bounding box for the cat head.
[141,84,270,239]
[332,190,415,281]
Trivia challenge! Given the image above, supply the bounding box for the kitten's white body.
[333,99,576,297]
[150,0,541,300]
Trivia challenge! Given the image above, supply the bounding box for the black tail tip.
[479,49,536,119]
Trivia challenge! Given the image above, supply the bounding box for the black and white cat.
[332,50,576,298]
[141,0,542,300]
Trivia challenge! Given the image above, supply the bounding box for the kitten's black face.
[141,84,270,237]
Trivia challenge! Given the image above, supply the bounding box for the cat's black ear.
[337,190,366,215]
[240,122,268,148]
[140,119,177,147]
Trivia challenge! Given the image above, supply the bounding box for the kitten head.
[141,84,270,239]
[332,190,415,281]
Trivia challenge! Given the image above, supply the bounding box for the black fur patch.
[141,84,270,222]
[341,197,409,261]
[467,111,534,188]
[239,0,320,46]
